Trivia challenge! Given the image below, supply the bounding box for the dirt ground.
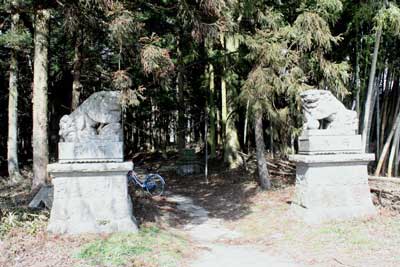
[166,171,400,267]
[1,160,400,267]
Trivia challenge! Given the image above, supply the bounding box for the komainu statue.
[59,91,122,142]
[300,89,358,132]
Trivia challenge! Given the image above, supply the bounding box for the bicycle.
[127,169,166,196]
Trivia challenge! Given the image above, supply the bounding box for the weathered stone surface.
[292,91,376,223]
[298,132,362,155]
[290,153,375,163]
[58,141,123,163]
[47,162,138,234]
[300,89,358,133]
[28,185,53,209]
[59,91,122,143]
[290,154,376,224]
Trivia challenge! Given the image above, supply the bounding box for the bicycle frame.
[127,170,145,189]
[127,169,166,196]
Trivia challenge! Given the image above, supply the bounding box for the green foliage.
[140,38,175,79]
[108,3,143,48]
[240,1,351,152]
[0,0,33,11]
[298,0,343,23]
[240,8,306,150]
[76,226,188,267]
[293,3,350,97]
[293,11,340,52]
[0,28,31,51]
[374,2,400,35]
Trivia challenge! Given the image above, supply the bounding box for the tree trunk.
[244,100,249,145]
[177,65,186,152]
[388,123,400,177]
[355,37,361,121]
[254,110,271,190]
[7,13,23,183]
[361,0,388,152]
[221,65,227,146]
[224,108,242,169]
[375,107,400,176]
[32,9,50,190]
[221,34,241,168]
[176,40,186,153]
[208,62,216,159]
[376,83,381,159]
[71,31,83,110]
[361,26,382,152]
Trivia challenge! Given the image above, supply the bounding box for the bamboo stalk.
[388,122,400,177]
[375,108,400,176]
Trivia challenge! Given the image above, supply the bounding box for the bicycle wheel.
[144,174,165,196]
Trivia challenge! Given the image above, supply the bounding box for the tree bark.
[221,34,241,168]
[254,110,271,190]
[362,26,381,152]
[208,62,216,159]
[388,122,400,177]
[375,107,400,176]
[177,65,186,152]
[376,82,381,159]
[71,31,83,110]
[32,9,50,190]
[7,13,23,183]
[175,38,186,153]
[361,0,388,152]
[355,37,361,121]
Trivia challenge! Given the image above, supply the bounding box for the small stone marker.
[28,185,53,209]
[176,149,203,176]
[290,90,376,224]
[47,91,138,234]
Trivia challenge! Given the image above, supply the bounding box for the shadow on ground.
[132,158,294,229]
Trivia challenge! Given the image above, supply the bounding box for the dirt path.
[166,193,298,267]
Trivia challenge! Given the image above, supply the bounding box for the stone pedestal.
[176,149,203,176]
[298,130,362,154]
[290,154,377,224]
[47,162,138,234]
[58,141,123,163]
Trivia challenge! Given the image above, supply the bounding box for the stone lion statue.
[300,89,358,132]
[59,91,123,142]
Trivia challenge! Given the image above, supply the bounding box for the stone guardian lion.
[300,89,358,133]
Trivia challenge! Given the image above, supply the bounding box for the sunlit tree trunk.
[7,13,23,183]
[355,37,361,121]
[71,30,83,110]
[221,34,241,168]
[388,123,400,177]
[208,61,216,159]
[361,0,388,152]
[254,110,271,190]
[32,9,50,190]
[362,26,381,153]
[375,97,400,176]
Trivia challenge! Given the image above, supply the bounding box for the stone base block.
[58,141,123,163]
[299,130,362,154]
[291,204,376,224]
[289,154,376,224]
[176,162,203,176]
[47,162,138,234]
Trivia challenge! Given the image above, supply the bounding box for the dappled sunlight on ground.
[1,161,399,267]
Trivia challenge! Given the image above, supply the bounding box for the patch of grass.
[76,225,188,267]
[0,209,49,237]
[316,223,373,247]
